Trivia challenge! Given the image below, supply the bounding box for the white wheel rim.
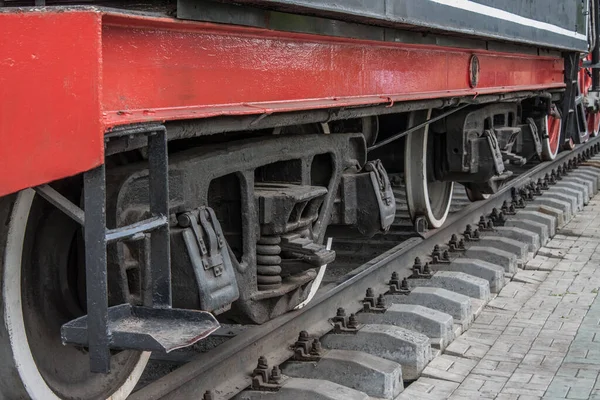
[405,110,454,229]
[3,189,149,400]
[541,115,560,161]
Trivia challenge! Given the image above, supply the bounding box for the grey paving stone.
[466,246,518,274]
[447,195,600,400]
[471,298,486,318]
[406,271,491,300]
[396,377,460,400]
[387,287,473,329]
[478,235,529,261]
[493,226,541,253]
[445,336,490,360]
[235,378,369,400]
[449,388,496,399]
[281,349,403,399]
[421,354,478,383]
[320,324,431,381]
[356,304,454,350]
[511,210,556,237]
[512,270,549,285]
[433,258,505,294]
[546,376,595,399]
[505,219,549,247]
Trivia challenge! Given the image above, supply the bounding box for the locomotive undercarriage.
[108,130,384,324]
[0,93,567,399]
[106,95,559,321]
[75,96,562,329]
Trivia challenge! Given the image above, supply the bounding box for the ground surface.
[399,195,600,400]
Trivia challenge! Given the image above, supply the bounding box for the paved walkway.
[402,195,600,399]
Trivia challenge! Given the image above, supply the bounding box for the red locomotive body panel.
[0,11,104,198]
[0,8,565,197]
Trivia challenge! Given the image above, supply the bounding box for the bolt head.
[177,213,193,227]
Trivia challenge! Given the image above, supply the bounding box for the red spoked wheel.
[541,107,562,161]
[588,110,600,137]
[580,55,600,138]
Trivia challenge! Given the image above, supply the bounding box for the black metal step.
[61,304,219,353]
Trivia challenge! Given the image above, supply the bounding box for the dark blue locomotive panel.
[181,0,589,51]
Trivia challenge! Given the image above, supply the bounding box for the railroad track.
[132,137,600,400]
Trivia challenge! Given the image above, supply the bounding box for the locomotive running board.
[61,304,219,353]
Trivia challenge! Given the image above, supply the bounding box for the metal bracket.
[389,275,411,295]
[180,208,225,276]
[280,234,335,266]
[251,357,285,391]
[448,234,466,252]
[362,288,387,313]
[293,331,324,361]
[331,308,360,334]
[33,184,85,225]
[431,245,451,264]
[364,159,396,230]
[463,225,480,241]
[484,130,506,175]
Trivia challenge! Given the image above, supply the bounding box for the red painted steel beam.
[0,10,104,198]
[0,8,565,197]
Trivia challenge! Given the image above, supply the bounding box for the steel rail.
[131,136,600,400]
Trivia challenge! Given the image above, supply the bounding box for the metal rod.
[148,128,172,308]
[83,165,111,373]
[105,216,168,243]
[593,0,600,91]
[367,104,469,152]
[104,124,166,141]
[34,184,85,225]
[561,54,578,144]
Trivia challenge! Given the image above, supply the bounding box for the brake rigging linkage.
[367,104,470,152]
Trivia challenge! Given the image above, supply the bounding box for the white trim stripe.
[430,0,588,41]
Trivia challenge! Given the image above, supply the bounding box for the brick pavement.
[403,196,600,399]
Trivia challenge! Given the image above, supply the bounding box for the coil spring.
[256,236,282,290]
